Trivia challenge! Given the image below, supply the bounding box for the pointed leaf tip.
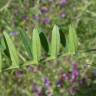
[3,31,19,68]
[32,28,41,64]
[50,25,60,58]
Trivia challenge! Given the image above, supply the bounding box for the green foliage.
[50,25,61,59]
[0,51,2,72]
[0,25,79,70]
[0,38,6,51]
[0,0,96,96]
[59,29,66,47]
[19,30,32,58]
[39,32,49,53]
[32,28,41,64]
[3,31,19,69]
[67,24,78,55]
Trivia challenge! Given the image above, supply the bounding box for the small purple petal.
[44,77,51,88]
[40,6,48,14]
[72,64,78,70]
[33,16,40,21]
[62,73,70,80]
[59,0,68,7]
[79,78,87,86]
[32,83,41,94]
[15,71,24,79]
[10,32,18,36]
[43,18,51,25]
[22,16,28,20]
[60,12,66,18]
[56,80,62,88]
[71,70,79,81]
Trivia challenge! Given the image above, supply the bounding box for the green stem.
[0,0,12,12]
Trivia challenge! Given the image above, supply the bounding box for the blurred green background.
[0,0,96,96]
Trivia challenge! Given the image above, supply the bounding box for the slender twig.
[0,0,12,12]
[22,49,96,67]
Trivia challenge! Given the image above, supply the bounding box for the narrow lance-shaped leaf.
[3,32,19,69]
[0,38,6,51]
[39,32,49,53]
[32,28,41,64]
[19,31,32,57]
[50,25,60,58]
[0,38,10,58]
[73,26,78,51]
[0,50,2,72]
[67,24,78,55]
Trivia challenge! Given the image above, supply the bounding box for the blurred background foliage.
[0,0,96,96]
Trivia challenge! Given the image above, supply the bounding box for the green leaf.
[67,24,78,55]
[50,25,60,58]
[0,50,2,72]
[3,31,19,69]
[19,30,32,57]
[3,36,10,58]
[32,28,41,64]
[59,29,66,47]
[0,38,6,51]
[39,32,49,53]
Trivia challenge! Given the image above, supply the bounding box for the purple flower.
[32,83,41,94]
[71,70,79,81]
[62,73,70,80]
[40,6,48,14]
[22,16,28,21]
[71,64,79,81]
[44,77,51,88]
[10,32,18,36]
[33,16,40,22]
[59,0,68,7]
[60,12,66,18]
[56,73,70,88]
[72,64,78,70]
[15,70,24,79]
[79,78,87,86]
[56,80,63,88]
[43,18,51,25]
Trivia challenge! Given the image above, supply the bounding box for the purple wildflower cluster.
[60,12,66,18]
[32,78,52,96]
[57,64,79,85]
[32,83,43,96]
[44,77,51,88]
[40,6,49,14]
[10,32,18,36]
[56,64,79,95]
[59,0,68,7]
[32,64,80,96]
[44,78,53,96]
[32,0,68,25]
[11,0,68,29]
